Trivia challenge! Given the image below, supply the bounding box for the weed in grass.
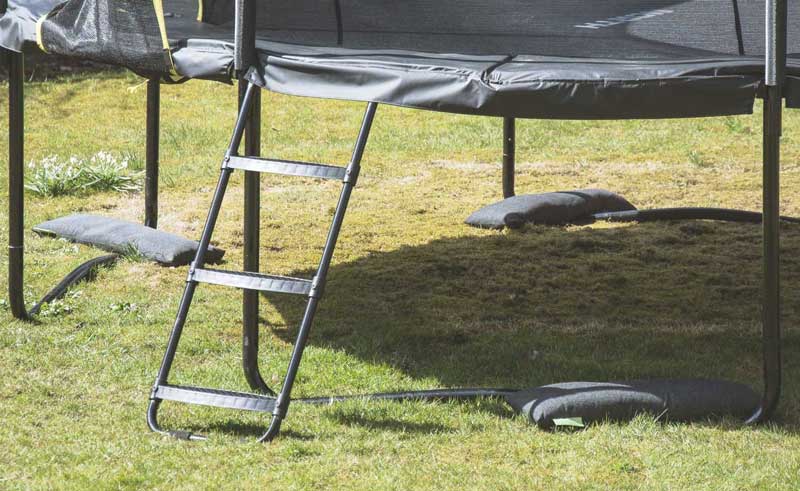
[37,290,83,318]
[687,150,713,168]
[723,115,752,134]
[37,299,73,317]
[120,149,144,171]
[119,243,147,262]
[109,302,138,314]
[159,169,178,188]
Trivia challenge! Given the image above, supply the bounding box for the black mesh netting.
[202,0,800,59]
[40,0,171,76]
[26,1,800,76]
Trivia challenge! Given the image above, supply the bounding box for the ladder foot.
[258,415,284,443]
[146,398,164,434]
[147,398,208,441]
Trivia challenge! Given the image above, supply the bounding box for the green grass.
[2,70,800,490]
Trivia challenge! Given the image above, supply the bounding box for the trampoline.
[3,0,800,117]
[1,0,789,440]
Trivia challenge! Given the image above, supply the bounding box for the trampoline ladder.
[147,82,378,442]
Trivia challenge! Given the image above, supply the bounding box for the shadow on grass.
[180,398,514,439]
[183,409,462,439]
[327,412,454,434]
[261,220,800,429]
[199,421,317,441]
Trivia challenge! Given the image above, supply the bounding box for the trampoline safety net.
[35,1,800,73]
[228,0,785,57]
[38,0,175,76]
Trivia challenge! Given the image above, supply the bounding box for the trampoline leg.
[747,86,783,424]
[259,102,378,442]
[5,51,119,319]
[7,49,27,320]
[145,79,159,229]
[240,82,273,395]
[502,117,515,199]
[147,84,258,440]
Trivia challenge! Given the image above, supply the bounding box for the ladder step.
[228,156,347,181]
[154,384,276,413]
[192,268,312,295]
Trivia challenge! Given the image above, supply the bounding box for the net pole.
[234,0,257,73]
[765,0,787,86]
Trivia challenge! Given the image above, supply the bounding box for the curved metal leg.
[260,414,284,442]
[746,85,782,424]
[27,254,119,316]
[239,82,275,395]
[146,398,207,441]
[7,56,159,320]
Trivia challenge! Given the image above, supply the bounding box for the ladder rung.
[154,384,276,413]
[192,268,312,295]
[228,156,347,181]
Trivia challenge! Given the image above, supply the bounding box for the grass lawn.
[1,69,799,490]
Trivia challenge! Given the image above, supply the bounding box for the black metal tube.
[747,86,783,424]
[28,254,119,316]
[502,117,515,198]
[145,79,160,229]
[259,102,378,442]
[240,81,273,395]
[593,207,800,224]
[293,388,515,406]
[8,50,26,320]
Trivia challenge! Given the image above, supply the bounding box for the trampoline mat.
[6,0,800,118]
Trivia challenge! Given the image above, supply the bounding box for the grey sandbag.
[33,214,224,266]
[465,189,636,229]
[506,379,759,429]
